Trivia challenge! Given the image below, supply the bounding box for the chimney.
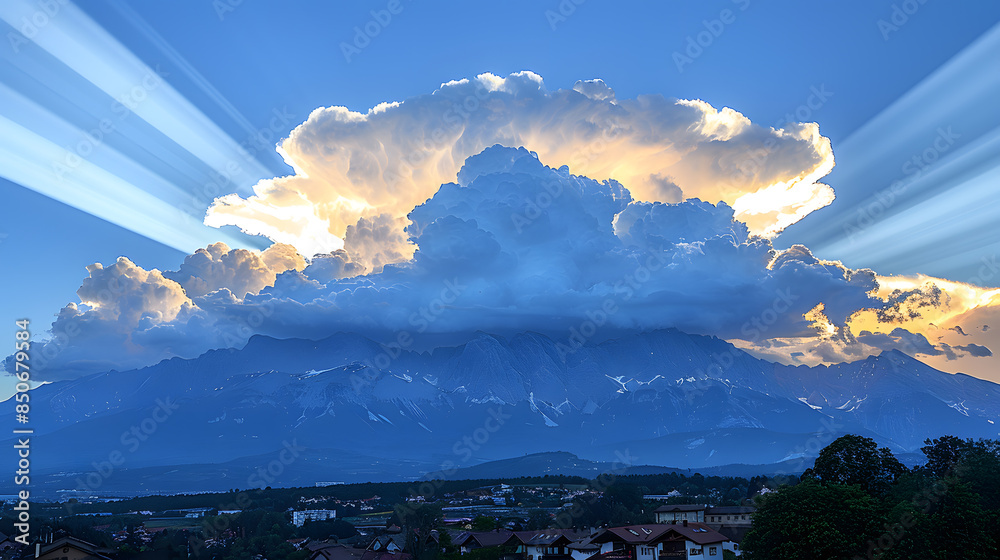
[682,520,688,527]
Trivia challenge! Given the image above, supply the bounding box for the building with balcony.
[293,509,337,527]
[504,529,593,560]
[652,505,706,524]
[590,522,729,560]
[704,507,753,527]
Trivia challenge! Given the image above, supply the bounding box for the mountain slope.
[4,329,998,494]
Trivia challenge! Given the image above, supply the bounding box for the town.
[0,434,997,560]
[0,479,758,560]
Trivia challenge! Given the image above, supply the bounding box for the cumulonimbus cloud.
[22,74,993,383]
[204,71,835,263]
[22,147,873,380]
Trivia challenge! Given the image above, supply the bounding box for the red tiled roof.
[506,529,589,546]
[658,523,728,546]
[595,523,727,546]
[595,525,671,544]
[455,530,514,548]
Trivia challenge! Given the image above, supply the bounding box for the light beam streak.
[781,22,1000,282]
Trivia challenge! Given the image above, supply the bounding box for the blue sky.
[1,0,999,387]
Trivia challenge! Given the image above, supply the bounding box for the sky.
[1,0,999,392]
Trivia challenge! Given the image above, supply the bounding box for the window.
[640,547,655,556]
[690,549,703,556]
[709,547,717,556]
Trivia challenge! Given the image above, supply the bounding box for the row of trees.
[743,435,1000,560]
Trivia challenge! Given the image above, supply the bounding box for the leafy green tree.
[527,509,552,530]
[438,527,457,556]
[741,480,880,560]
[297,518,358,540]
[603,484,642,509]
[803,434,906,496]
[724,487,744,504]
[921,435,975,478]
[880,482,994,560]
[933,482,996,560]
[471,515,498,531]
[442,545,505,560]
[920,436,972,478]
[867,499,930,560]
[958,441,1000,510]
[397,504,443,560]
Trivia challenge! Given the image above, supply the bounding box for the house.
[454,530,514,554]
[307,541,366,560]
[704,506,755,557]
[503,529,591,560]
[590,522,729,560]
[704,507,753,527]
[368,535,404,554]
[30,536,116,560]
[361,531,428,560]
[653,505,706,524]
[362,534,412,560]
[293,509,338,527]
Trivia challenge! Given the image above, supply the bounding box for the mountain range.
[4,328,997,495]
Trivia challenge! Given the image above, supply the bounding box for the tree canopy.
[741,480,880,560]
[745,435,1000,560]
[802,434,907,496]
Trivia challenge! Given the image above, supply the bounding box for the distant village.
[0,478,763,560]
[327,499,751,560]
